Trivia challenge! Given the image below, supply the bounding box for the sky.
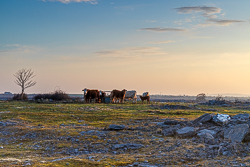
[1,0,250,96]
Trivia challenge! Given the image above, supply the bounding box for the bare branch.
[14,68,36,97]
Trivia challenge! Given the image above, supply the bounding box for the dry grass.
[1,101,250,166]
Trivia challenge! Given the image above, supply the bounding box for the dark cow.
[82,88,100,103]
[140,92,150,104]
[100,91,106,103]
[110,89,127,103]
[140,96,150,104]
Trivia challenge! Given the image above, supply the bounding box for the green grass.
[1,100,250,166]
[1,101,250,127]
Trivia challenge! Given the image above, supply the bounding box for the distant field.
[1,93,249,102]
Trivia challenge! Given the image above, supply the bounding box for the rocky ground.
[1,111,250,167]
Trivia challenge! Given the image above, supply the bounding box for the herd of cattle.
[82,88,150,104]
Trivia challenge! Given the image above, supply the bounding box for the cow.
[125,90,137,103]
[140,92,150,104]
[82,88,100,103]
[110,89,127,103]
[143,92,149,97]
[99,91,106,103]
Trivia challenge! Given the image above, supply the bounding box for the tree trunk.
[21,86,24,100]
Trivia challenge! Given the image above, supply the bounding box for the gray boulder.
[164,120,179,125]
[197,129,217,137]
[231,114,249,124]
[232,113,249,120]
[213,114,231,125]
[243,129,250,142]
[176,127,196,138]
[113,143,143,150]
[199,132,214,140]
[162,128,177,137]
[224,124,249,143]
[108,124,126,130]
[197,129,216,144]
[192,113,212,125]
[0,122,7,127]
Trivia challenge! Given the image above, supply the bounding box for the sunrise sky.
[1,0,250,95]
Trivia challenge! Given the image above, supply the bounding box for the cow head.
[122,89,127,94]
[99,90,102,96]
[82,88,88,95]
[143,92,149,97]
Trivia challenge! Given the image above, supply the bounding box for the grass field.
[0,100,250,166]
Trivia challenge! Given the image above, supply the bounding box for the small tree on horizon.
[14,68,36,99]
[196,93,206,103]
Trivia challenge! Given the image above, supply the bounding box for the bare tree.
[14,68,36,99]
[196,93,206,103]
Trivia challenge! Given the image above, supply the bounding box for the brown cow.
[110,89,127,103]
[100,91,106,103]
[140,92,150,104]
[140,96,150,104]
[82,88,100,103]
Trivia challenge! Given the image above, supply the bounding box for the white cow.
[125,90,137,103]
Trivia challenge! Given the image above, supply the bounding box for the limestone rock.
[197,129,217,137]
[164,120,180,125]
[224,124,249,143]
[193,113,212,125]
[176,127,196,138]
[232,114,249,120]
[162,128,177,137]
[108,124,126,130]
[213,114,231,125]
[113,143,144,150]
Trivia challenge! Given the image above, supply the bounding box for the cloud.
[175,6,245,27]
[175,6,221,18]
[138,27,188,32]
[149,40,175,44]
[196,19,245,27]
[208,19,245,26]
[145,20,157,23]
[189,36,213,39]
[95,47,167,59]
[42,0,98,4]
[114,5,136,11]
[0,50,9,53]
[5,44,21,47]
[0,44,43,55]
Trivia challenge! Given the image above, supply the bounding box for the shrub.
[33,90,70,101]
[50,90,70,101]
[12,93,28,101]
[215,94,224,101]
[196,93,206,103]
[33,94,51,101]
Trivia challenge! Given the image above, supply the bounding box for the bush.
[33,94,50,101]
[13,93,28,101]
[215,94,224,101]
[33,90,70,101]
[196,93,206,103]
[51,90,70,101]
